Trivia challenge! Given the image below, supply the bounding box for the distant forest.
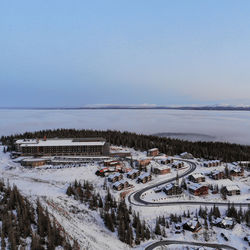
[1,128,250,162]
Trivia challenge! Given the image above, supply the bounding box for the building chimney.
[43,135,47,141]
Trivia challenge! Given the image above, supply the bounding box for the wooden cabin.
[108,173,123,183]
[127,169,140,179]
[189,183,208,196]
[137,172,152,184]
[223,185,241,196]
[147,148,159,157]
[188,173,205,183]
[210,170,225,180]
[183,218,202,232]
[163,183,182,196]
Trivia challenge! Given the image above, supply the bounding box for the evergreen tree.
[154,218,161,235]
[145,227,151,240]
[1,228,6,249]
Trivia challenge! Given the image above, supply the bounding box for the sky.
[0,0,250,107]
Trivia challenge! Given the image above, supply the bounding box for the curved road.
[128,159,250,207]
[128,159,249,250]
[128,159,196,206]
[145,240,237,250]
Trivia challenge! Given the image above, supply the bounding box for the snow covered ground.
[0,145,249,249]
[0,147,129,250]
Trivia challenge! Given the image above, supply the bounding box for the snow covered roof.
[153,187,162,192]
[127,169,139,175]
[113,179,127,187]
[113,181,123,188]
[221,217,234,226]
[154,165,171,170]
[138,172,151,179]
[211,170,223,175]
[172,160,183,164]
[212,217,222,224]
[189,183,205,191]
[119,179,128,185]
[17,138,106,147]
[108,173,122,179]
[154,156,172,161]
[109,149,130,154]
[190,173,204,179]
[22,158,46,162]
[164,183,175,191]
[148,148,158,152]
[213,217,234,226]
[203,160,220,164]
[229,165,242,172]
[16,139,37,145]
[184,218,199,230]
[225,185,240,192]
[180,152,188,156]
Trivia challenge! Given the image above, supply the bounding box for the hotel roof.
[16,138,106,147]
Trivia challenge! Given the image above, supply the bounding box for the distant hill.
[1,105,250,111]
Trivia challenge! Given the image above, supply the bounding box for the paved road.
[128,159,250,207]
[128,159,196,206]
[145,240,237,250]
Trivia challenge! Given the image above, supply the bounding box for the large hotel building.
[15,137,110,156]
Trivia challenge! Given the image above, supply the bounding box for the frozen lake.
[0,109,250,145]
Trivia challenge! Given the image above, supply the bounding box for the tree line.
[0,180,75,250]
[66,180,151,246]
[2,128,250,161]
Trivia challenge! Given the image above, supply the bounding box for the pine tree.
[1,228,6,250]
[181,178,187,190]
[135,223,141,245]
[66,185,73,196]
[31,233,43,250]
[154,218,161,235]
[145,227,151,240]
[128,205,132,215]
[98,196,103,208]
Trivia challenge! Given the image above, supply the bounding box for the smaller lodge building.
[135,158,151,168]
[113,180,129,191]
[163,183,182,196]
[182,218,202,232]
[188,173,205,183]
[179,152,194,159]
[223,185,241,196]
[21,158,47,167]
[171,161,184,169]
[203,160,221,167]
[127,169,140,179]
[153,165,171,175]
[188,183,208,196]
[137,172,152,183]
[210,170,225,180]
[212,217,235,229]
[229,166,244,177]
[108,173,123,183]
[147,148,159,157]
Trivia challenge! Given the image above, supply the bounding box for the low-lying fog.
[0,109,250,145]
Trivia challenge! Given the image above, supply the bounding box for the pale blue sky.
[1,0,250,107]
